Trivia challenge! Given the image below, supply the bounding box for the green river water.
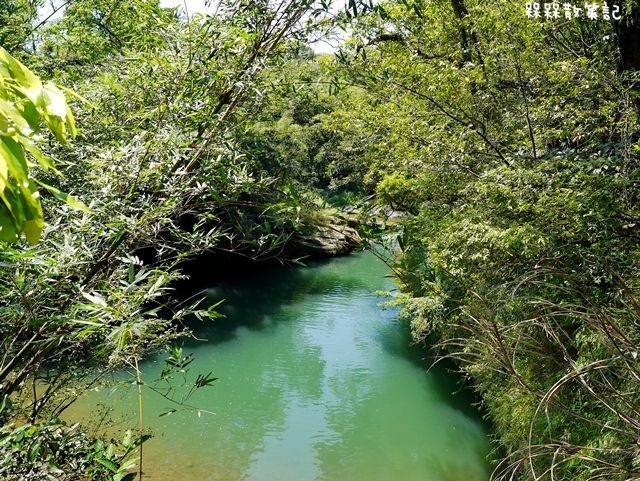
[66,252,491,481]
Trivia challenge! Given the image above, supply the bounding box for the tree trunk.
[449,0,483,67]
[615,1,640,113]
[450,0,471,64]
[616,1,640,72]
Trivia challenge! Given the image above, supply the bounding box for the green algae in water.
[65,252,491,481]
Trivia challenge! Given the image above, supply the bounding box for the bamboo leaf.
[36,180,91,213]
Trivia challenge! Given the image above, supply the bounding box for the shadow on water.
[376,323,488,422]
[186,251,489,427]
[359,285,488,424]
[181,256,371,348]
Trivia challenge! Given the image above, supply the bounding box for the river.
[65,251,491,481]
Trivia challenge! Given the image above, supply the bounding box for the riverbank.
[175,210,363,288]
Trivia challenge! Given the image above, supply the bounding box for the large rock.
[292,221,361,257]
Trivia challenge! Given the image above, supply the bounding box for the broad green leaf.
[95,456,118,473]
[0,46,42,104]
[40,83,77,143]
[0,46,77,243]
[0,136,44,243]
[0,204,17,242]
[0,154,7,193]
[23,217,43,245]
[20,101,41,132]
[0,136,29,182]
[0,98,34,136]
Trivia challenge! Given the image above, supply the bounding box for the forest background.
[1,0,640,480]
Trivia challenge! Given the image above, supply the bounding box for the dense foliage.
[324,1,640,480]
[3,0,640,479]
[0,0,338,478]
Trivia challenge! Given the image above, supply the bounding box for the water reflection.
[65,252,491,481]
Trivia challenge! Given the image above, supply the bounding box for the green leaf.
[0,136,29,185]
[122,430,133,449]
[28,442,41,461]
[0,46,42,104]
[58,84,98,109]
[195,371,219,388]
[0,98,34,136]
[132,434,152,447]
[95,456,118,473]
[36,180,91,213]
[23,217,43,245]
[0,136,42,244]
[0,46,78,243]
[0,204,19,243]
[0,155,8,201]
[39,82,76,143]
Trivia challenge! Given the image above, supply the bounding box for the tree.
[1,3,336,478]
[39,0,173,65]
[0,0,333,390]
[0,0,41,54]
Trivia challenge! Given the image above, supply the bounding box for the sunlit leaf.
[36,180,91,213]
[0,46,42,103]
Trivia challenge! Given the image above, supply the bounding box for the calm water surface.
[67,252,491,481]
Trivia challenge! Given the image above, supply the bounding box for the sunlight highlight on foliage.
[0,46,86,245]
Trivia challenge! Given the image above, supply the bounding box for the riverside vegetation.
[1,0,640,480]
